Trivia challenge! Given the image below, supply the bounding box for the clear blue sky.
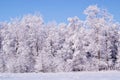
[0,0,120,23]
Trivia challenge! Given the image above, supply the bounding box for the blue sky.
[0,0,120,23]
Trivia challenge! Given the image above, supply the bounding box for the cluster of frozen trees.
[0,5,120,73]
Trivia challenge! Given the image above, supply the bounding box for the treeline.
[0,5,120,73]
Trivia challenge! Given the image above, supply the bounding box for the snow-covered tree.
[0,5,119,73]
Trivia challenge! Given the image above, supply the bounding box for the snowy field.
[0,71,120,80]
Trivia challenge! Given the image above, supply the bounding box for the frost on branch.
[0,5,120,73]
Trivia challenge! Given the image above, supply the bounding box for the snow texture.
[0,71,119,80]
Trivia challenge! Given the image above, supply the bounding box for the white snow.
[0,71,120,80]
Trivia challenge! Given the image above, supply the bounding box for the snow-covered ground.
[0,71,120,80]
